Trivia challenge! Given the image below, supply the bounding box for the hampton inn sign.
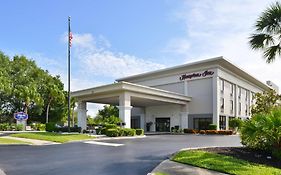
[72,57,275,131]
[179,70,214,81]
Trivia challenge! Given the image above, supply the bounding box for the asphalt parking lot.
[0,134,241,175]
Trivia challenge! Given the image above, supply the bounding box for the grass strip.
[0,137,31,144]
[11,132,93,143]
[172,150,281,175]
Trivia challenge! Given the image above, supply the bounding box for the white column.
[118,92,132,128]
[212,76,220,130]
[226,116,229,130]
[180,104,189,129]
[77,101,87,131]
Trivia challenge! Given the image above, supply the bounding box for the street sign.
[14,112,28,121]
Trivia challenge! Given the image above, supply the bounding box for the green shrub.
[15,124,24,131]
[106,129,119,137]
[105,124,117,129]
[229,118,243,129]
[101,128,107,135]
[57,126,82,133]
[122,128,136,136]
[240,107,281,155]
[0,123,11,131]
[273,149,281,160]
[208,124,217,130]
[46,122,57,132]
[136,129,144,135]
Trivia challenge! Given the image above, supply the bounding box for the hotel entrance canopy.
[71,81,192,129]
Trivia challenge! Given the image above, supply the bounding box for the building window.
[230,84,234,96]
[245,90,248,101]
[230,100,234,114]
[219,115,226,130]
[238,87,241,99]
[220,79,224,92]
[251,92,255,104]
[220,98,224,113]
[193,118,212,130]
[245,104,248,116]
[239,102,241,115]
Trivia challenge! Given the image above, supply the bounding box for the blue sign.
[14,112,28,121]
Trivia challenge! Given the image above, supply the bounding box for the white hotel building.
[72,57,277,131]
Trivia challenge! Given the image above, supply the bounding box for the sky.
[0,0,280,116]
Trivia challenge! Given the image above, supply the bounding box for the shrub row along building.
[72,57,278,131]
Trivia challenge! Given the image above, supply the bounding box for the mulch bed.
[199,147,281,169]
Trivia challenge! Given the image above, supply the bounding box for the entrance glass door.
[155,118,170,132]
[131,116,140,129]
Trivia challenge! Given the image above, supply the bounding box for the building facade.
[72,57,273,131]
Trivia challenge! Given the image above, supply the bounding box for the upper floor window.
[230,84,234,96]
[245,90,248,101]
[238,87,241,99]
[238,102,242,115]
[230,100,234,114]
[220,98,224,113]
[220,79,224,92]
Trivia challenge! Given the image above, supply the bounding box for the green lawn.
[10,132,93,143]
[172,150,281,175]
[152,173,170,175]
[0,137,31,144]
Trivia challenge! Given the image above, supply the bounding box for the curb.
[0,169,6,175]
[68,135,146,143]
[149,146,243,175]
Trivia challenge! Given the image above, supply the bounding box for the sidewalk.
[2,136,60,146]
[151,160,227,175]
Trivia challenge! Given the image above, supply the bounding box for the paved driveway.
[0,134,241,175]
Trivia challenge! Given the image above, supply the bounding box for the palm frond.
[255,1,281,33]
[263,44,281,63]
[249,33,275,50]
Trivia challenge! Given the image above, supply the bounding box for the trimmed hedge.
[136,129,144,135]
[122,128,136,136]
[106,129,119,137]
[46,122,57,132]
[208,124,217,130]
[105,124,117,129]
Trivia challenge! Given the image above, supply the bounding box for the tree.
[251,89,281,115]
[10,55,44,115]
[249,1,281,63]
[94,105,121,125]
[41,75,65,123]
[0,51,68,124]
[240,107,281,159]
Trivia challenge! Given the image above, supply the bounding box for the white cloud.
[72,33,165,78]
[169,0,281,88]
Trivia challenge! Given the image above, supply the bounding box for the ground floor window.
[219,115,226,130]
[155,118,170,132]
[193,118,212,130]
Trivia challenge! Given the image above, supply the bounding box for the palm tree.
[249,1,281,63]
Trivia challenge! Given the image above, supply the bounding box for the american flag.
[69,32,73,47]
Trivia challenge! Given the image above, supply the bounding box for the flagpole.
[67,16,71,133]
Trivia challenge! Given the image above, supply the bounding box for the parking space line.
[84,141,124,147]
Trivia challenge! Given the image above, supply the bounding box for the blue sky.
[1,0,280,115]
